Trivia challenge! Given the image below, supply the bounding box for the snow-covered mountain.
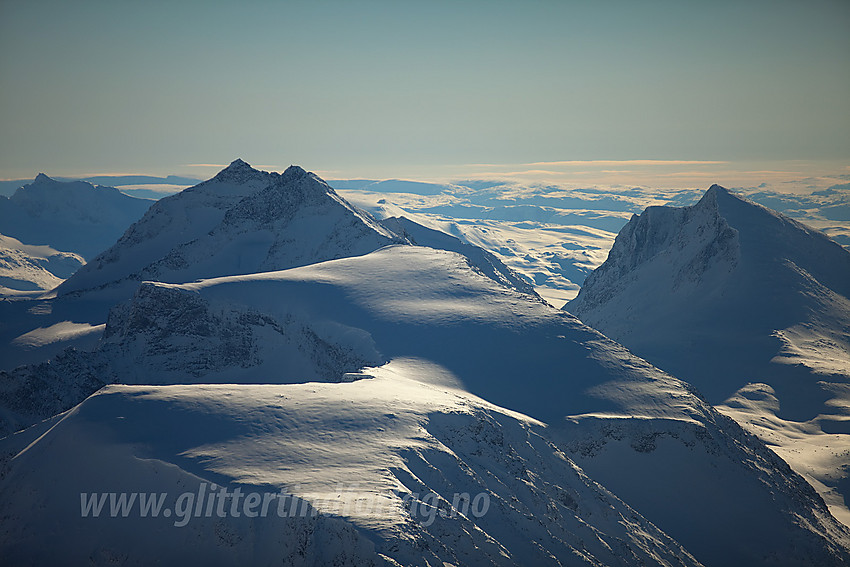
[4,244,848,565]
[0,174,152,260]
[3,167,849,565]
[0,161,535,409]
[56,160,404,296]
[0,233,84,294]
[567,184,850,525]
[0,160,530,371]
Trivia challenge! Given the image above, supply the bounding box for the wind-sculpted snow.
[0,162,538,430]
[1,160,538,376]
[567,184,850,526]
[0,369,703,566]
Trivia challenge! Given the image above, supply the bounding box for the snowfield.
[0,372,705,567]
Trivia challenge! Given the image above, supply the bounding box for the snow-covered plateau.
[1,162,849,566]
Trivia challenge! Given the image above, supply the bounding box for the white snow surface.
[0,368,706,566]
[12,321,105,348]
[0,161,532,371]
[0,233,84,294]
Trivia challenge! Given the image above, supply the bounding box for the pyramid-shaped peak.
[33,173,54,184]
[697,184,740,209]
[212,158,265,183]
[704,184,740,201]
[226,158,251,170]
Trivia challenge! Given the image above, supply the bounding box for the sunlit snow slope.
[0,233,84,295]
[0,370,704,567]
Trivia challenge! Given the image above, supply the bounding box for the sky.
[1,0,848,186]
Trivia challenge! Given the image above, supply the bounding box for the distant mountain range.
[1,165,848,565]
[0,174,153,260]
[0,174,201,198]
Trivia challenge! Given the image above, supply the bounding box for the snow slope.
[0,371,703,567]
[567,185,850,525]
[0,233,84,294]
[0,174,152,260]
[7,244,847,565]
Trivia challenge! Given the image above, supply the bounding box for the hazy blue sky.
[1,0,848,184]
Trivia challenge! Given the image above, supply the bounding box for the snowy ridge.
[570,186,740,316]
[56,159,285,295]
[379,216,539,298]
[567,185,850,526]
[56,160,533,301]
[0,163,540,425]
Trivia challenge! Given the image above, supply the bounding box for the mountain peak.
[33,173,54,184]
[283,164,306,174]
[226,158,250,170]
[212,158,261,183]
[702,184,734,202]
[697,184,740,210]
[281,164,309,181]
